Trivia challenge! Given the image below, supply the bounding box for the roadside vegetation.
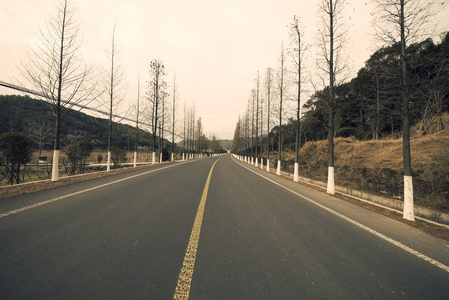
[0,96,226,186]
[233,30,449,217]
[264,114,449,214]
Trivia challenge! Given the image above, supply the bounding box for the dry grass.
[257,114,449,213]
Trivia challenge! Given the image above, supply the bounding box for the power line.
[0,80,185,141]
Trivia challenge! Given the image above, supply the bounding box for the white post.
[152,152,156,164]
[51,150,59,181]
[327,166,335,194]
[403,176,415,221]
[294,163,299,182]
[160,152,162,163]
[255,158,258,167]
[133,151,137,167]
[107,151,111,172]
[267,159,270,172]
[171,152,174,162]
[276,160,281,175]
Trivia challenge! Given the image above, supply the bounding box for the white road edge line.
[232,157,449,274]
[0,160,194,219]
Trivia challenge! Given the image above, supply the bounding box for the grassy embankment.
[261,114,449,214]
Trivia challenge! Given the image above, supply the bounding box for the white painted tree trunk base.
[255,158,258,167]
[294,163,299,182]
[276,161,281,175]
[182,153,185,161]
[267,159,270,172]
[152,152,156,164]
[171,153,174,162]
[51,150,59,181]
[260,159,264,169]
[133,151,137,167]
[403,175,415,221]
[160,153,162,163]
[107,151,111,172]
[251,157,254,165]
[327,166,335,194]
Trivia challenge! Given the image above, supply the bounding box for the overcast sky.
[1,0,448,140]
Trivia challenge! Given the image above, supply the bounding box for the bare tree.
[232,118,241,153]
[172,74,179,160]
[159,89,170,162]
[251,89,255,162]
[197,117,203,153]
[276,45,287,175]
[25,118,52,160]
[146,59,166,163]
[101,24,127,172]
[134,74,141,167]
[182,100,187,159]
[255,71,260,165]
[290,15,305,182]
[21,0,96,181]
[265,67,273,171]
[372,0,440,221]
[317,0,349,194]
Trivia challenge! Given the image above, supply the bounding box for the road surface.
[1,154,448,299]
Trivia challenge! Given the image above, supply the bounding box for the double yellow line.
[173,156,223,300]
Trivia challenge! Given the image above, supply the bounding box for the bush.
[0,132,33,184]
[65,141,93,175]
[111,146,127,167]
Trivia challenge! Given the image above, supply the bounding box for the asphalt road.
[1,154,448,299]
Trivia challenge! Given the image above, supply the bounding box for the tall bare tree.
[172,74,179,160]
[317,0,349,194]
[251,89,255,161]
[146,59,166,163]
[197,117,203,153]
[134,74,141,167]
[276,45,286,175]
[290,15,305,182]
[101,24,127,172]
[22,0,95,181]
[255,72,260,164]
[183,101,186,153]
[265,67,273,171]
[372,0,439,221]
[159,89,170,162]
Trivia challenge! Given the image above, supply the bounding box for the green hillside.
[0,95,163,151]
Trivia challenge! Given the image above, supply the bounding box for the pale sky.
[1,0,448,140]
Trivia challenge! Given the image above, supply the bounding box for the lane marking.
[0,160,197,219]
[173,157,223,300]
[233,157,449,274]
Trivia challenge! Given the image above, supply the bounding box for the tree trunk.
[400,0,414,221]
[327,0,335,195]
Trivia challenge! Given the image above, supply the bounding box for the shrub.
[65,140,93,175]
[111,146,127,167]
[0,132,33,184]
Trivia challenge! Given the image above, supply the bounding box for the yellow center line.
[173,156,223,300]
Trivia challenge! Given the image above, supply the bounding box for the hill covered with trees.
[0,95,160,151]
[234,32,449,153]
